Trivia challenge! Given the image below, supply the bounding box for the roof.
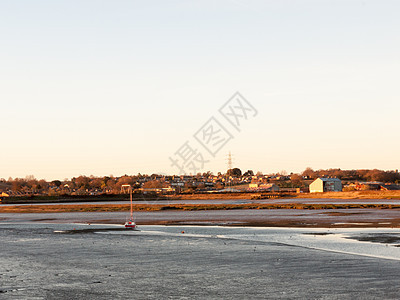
[318,178,341,182]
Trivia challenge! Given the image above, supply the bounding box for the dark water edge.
[2,208,400,228]
[1,223,400,299]
[345,233,400,244]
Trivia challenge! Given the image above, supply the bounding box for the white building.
[309,178,342,193]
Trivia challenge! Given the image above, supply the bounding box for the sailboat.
[124,186,137,229]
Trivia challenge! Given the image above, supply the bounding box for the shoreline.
[3,218,400,229]
[2,190,400,205]
[2,207,400,228]
[3,193,400,229]
[2,202,400,213]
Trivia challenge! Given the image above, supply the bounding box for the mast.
[121,184,134,222]
[130,186,133,220]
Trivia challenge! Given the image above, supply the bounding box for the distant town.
[1,168,400,199]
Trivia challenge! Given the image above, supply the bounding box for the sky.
[1,0,399,180]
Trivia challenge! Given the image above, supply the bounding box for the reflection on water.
[135,225,400,261]
[3,223,400,261]
[38,223,400,261]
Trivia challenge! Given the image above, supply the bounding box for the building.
[309,178,342,193]
[355,182,381,191]
[380,184,400,191]
[0,192,9,202]
[248,183,280,192]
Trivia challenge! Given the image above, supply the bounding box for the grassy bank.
[1,192,275,204]
[1,193,165,204]
[295,190,400,200]
[2,203,400,214]
[167,191,400,200]
[2,190,400,205]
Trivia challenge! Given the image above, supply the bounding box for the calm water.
[2,208,400,227]
[1,223,400,299]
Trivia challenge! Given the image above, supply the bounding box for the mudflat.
[2,208,400,228]
[1,223,400,299]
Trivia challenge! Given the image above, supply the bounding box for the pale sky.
[1,0,399,180]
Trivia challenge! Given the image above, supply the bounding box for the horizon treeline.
[1,168,399,195]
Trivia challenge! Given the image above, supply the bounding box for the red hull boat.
[125,220,136,229]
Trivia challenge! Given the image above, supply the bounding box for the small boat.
[125,220,136,229]
[124,185,137,229]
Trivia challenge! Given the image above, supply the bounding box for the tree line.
[300,168,400,183]
[1,168,399,195]
[1,175,142,195]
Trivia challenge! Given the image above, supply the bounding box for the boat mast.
[130,186,133,220]
[121,184,134,222]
